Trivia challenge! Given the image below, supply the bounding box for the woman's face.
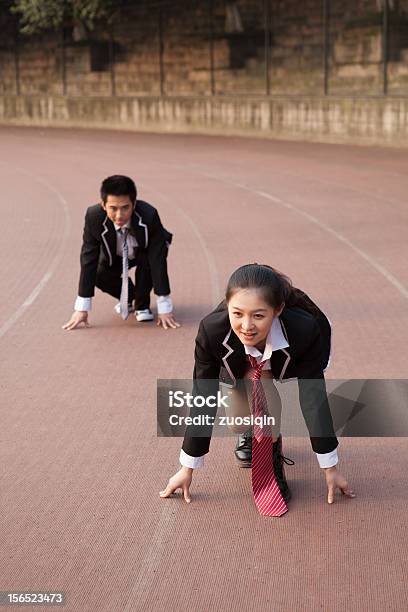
[228,288,283,349]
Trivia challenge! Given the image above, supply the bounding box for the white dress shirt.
[74,220,173,314]
[179,317,338,470]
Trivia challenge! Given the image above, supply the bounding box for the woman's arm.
[181,321,221,458]
[296,319,338,454]
[160,320,220,503]
[296,320,355,504]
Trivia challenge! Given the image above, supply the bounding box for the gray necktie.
[119,228,129,320]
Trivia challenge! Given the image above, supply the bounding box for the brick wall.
[1,0,408,97]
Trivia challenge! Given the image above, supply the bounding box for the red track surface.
[1,126,407,611]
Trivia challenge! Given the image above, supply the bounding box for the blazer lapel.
[275,317,291,382]
[221,328,246,385]
[131,209,148,248]
[101,215,116,266]
[270,348,292,382]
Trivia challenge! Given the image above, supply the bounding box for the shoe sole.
[235,458,252,468]
[281,490,292,504]
[135,314,154,322]
[114,308,135,315]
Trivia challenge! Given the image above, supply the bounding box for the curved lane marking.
[0,166,71,339]
[183,167,408,301]
[145,185,221,307]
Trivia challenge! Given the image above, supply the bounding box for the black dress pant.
[95,251,153,310]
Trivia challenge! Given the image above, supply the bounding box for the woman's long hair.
[225,263,319,315]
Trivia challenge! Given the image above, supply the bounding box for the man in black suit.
[63,175,180,331]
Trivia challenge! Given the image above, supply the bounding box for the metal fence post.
[109,29,116,96]
[14,21,20,95]
[382,0,389,95]
[323,0,329,95]
[61,27,67,95]
[158,7,165,96]
[209,0,215,95]
[264,0,271,95]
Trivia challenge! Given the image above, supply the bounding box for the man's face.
[101,194,134,227]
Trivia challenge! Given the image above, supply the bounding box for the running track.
[1,126,407,612]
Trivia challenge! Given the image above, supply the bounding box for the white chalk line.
[120,186,221,609]
[122,170,339,610]
[0,166,71,339]
[183,166,408,301]
[122,504,178,612]
[175,206,221,307]
[145,185,221,308]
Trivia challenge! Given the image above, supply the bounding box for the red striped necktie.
[248,355,288,517]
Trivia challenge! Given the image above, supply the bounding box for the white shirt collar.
[244,317,289,362]
[114,221,131,232]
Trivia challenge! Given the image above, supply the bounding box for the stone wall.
[1,93,408,147]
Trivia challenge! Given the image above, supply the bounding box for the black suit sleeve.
[147,210,171,296]
[78,209,101,298]
[181,322,220,457]
[296,320,338,455]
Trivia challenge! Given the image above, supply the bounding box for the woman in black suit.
[160,264,355,512]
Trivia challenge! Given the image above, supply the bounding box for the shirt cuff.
[316,448,339,469]
[156,295,173,315]
[74,296,92,312]
[179,449,205,469]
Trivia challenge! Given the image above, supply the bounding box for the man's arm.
[147,209,171,296]
[78,209,101,299]
[147,209,180,328]
[63,209,100,331]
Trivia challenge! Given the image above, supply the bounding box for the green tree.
[11,0,118,35]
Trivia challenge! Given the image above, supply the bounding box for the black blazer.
[78,200,172,298]
[182,298,338,458]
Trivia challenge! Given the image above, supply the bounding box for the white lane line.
[176,206,221,307]
[144,186,221,308]
[122,504,177,612]
[186,168,408,301]
[254,188,408,300]
[0,168,71,339]
[122,186,221,606]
